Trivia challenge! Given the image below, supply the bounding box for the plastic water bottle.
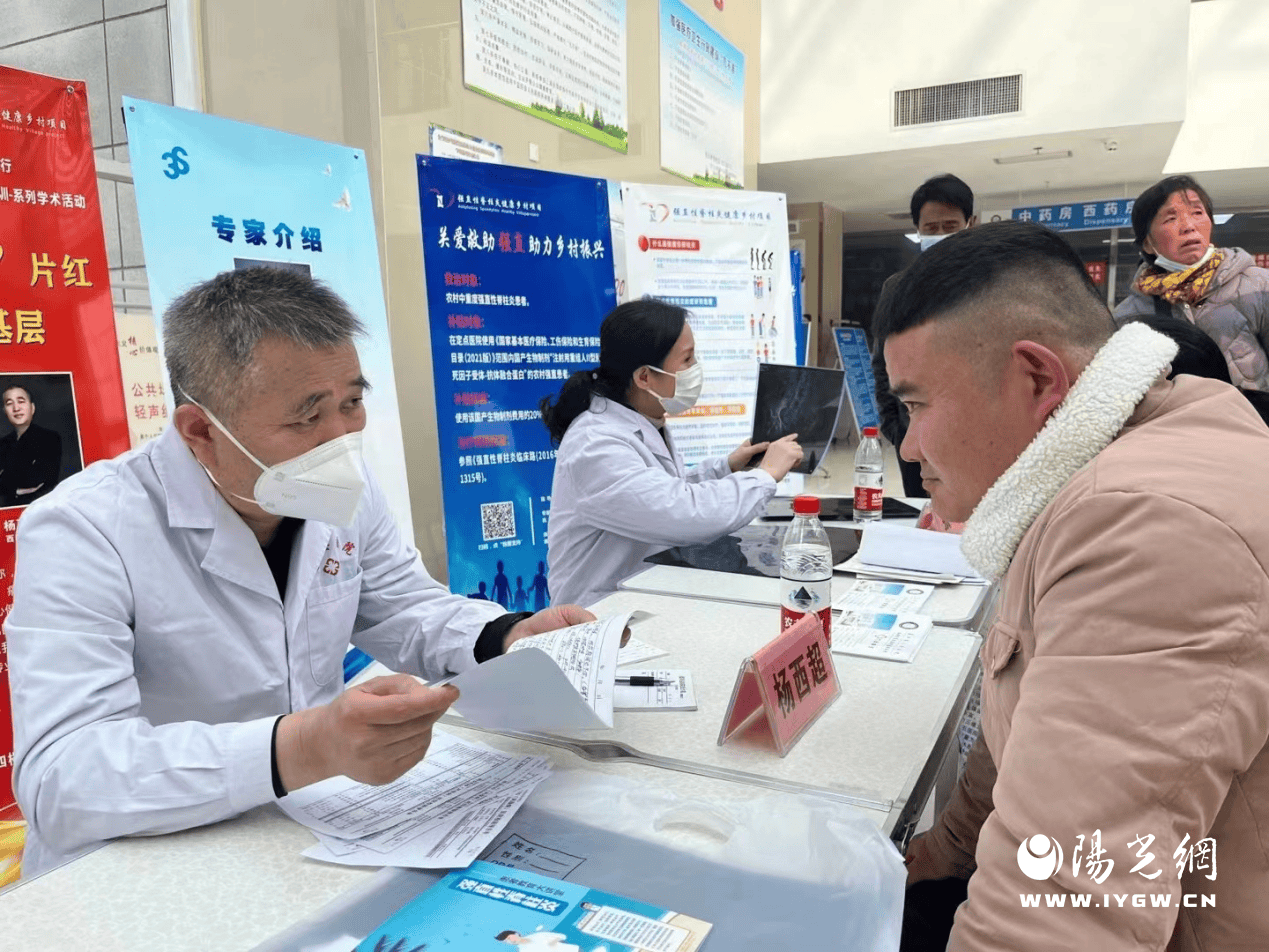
[780,495,834,645]
[853,426,884,523]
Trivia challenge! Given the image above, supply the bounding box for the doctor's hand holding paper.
[539,299,802,608]
[7,268,591,879]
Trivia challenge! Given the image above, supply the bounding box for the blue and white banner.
[1012,198,1135,232]
[834,326,880,439]
[123,98,414,539]
[659,0,745,188]
[791,247,806,365]
[417,156,615,607]
[621,183,792,468]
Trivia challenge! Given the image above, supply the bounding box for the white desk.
[0,724,896,952]
[457,590,981,839]
[619,562,991,628]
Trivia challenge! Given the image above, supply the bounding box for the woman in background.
[541,299,802,607]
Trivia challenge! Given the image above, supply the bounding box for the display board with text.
[0,65,131,886]
[123,98,415,540]
[621,183,793,468]
[418,156,615,606]
[659,0,745,188]
[462,0,628,154]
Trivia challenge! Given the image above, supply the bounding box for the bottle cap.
[792,494,821,515]
[862,426,879,438]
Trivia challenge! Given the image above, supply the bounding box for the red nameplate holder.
[716,612,841,757]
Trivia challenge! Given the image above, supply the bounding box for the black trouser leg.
[900,877,969,952]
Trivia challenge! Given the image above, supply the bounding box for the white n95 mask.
[647,361,704,415]
[190,398,366,527]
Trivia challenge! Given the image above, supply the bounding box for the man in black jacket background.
[870,174,976,498]
[0,383,62,508]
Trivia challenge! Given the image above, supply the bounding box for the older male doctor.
[7,268,592,878]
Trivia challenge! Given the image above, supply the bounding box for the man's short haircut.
[909,173,974,226]
[164,267,365,421]
[495,931,518,941]
[873,220,1115,358]
[2,383,32,404]
[1130,175,1215,258]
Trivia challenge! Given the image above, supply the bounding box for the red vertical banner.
[0,67,129,884]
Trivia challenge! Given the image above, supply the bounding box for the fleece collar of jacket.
[959,322,1179,581]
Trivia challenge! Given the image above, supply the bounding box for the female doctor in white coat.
[540,299,803,607]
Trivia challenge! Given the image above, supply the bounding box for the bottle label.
[780,576,832,646]
[854,485,883,511]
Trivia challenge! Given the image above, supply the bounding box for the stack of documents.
[837,523,987,584]
[279,731,552,869]
[832,610,933,663]
[443,612,632,730]
[617,635,670,666]
[831,579,936,662]
[834,579,935,614]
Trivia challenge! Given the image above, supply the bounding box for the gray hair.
[164,267,366,421]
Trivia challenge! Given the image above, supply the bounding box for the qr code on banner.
[480,501,516,541]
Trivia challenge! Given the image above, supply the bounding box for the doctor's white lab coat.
[545,397,777,607]
[7,426,506,877]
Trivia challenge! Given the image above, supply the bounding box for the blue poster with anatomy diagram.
[417,156,615,607]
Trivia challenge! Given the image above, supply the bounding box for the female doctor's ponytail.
[540,298,688,444]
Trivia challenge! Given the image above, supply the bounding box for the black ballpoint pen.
[615,676,673,686]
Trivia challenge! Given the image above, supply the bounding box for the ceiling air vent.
[894,74,1021,127]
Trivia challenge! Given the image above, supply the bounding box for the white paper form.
[447,612,631,730]
[831,611,934,663]
[506,611,629,725]
[280,732,552,869]
[304,779,543,869]
[835,554,960,585]
[834,580,934,615]
[613,669,696,711]
[278,733,544,839]
[617,636,670,667]
[854,523,986,581]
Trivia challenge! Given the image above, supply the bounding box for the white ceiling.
[758,121,1269,234]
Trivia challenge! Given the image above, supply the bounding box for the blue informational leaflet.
[357,860,713,952]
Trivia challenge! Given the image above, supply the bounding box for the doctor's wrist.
[475,611,534,662]
[274,708,331,794]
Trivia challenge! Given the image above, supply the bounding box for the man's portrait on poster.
[0,373,84,510]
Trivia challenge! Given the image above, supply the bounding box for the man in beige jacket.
[878,220,1269,951]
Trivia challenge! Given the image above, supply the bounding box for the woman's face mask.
[186,395,366,527]
[646,361,704,415]
[1153,244,1215,273]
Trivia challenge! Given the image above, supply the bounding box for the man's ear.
[965,214,978,229]
[1010,340,1072,426]
[173,403,216,467]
